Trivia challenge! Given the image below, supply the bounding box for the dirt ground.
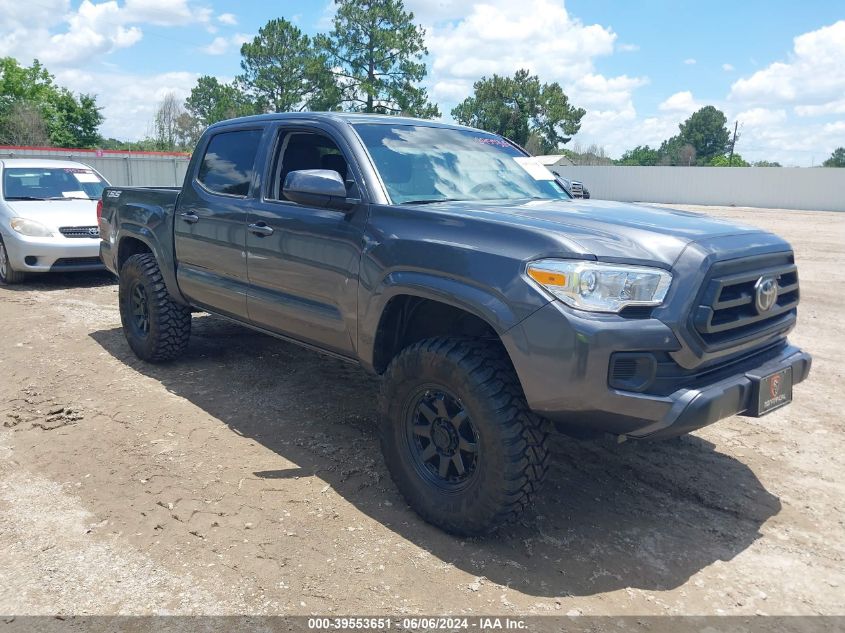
[0,204,843,617]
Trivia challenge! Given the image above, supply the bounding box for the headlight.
[10,218,53,237]
[526,259,672,313]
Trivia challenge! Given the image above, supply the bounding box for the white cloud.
[683,58,696,65]
[201,36,230,55]
[729,20,845,112]
[794,100,845,117]
[425,0,617,91]
[0,0,213,67]
[658,91,700,114]
[720,20,845,164]
[122,0,211,26]
[2,0,838,166]
[736,107,787,128]
[200,32,251,55]
[56,69,198,140]
[406,0,481,24]
[316,0,337,29]
[416,0,655,157]
[569,74,649,110]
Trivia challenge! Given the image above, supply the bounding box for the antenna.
[728,120,742,166]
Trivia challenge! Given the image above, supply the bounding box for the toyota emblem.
[88,227,99,237]
[754,276,778,313]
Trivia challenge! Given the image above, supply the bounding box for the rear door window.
[197,129,263,196]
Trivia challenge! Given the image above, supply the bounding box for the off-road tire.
[119,253,191,362]
[0,237,26,285]
[380,337,550,536]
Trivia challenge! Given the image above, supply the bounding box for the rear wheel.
[0,237,26,285]
[380,337,550,535]
[119,253,191,362]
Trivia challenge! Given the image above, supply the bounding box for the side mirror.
[282,169,358,211]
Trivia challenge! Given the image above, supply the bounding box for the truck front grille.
[60,226,99,238]
[569,182,584,198]
[691,253,799,351]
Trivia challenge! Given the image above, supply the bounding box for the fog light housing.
[609,353,657,392]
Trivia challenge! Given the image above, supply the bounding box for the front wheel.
[119,253,191,362]
[0,237,26,285]
[380,338,550,536]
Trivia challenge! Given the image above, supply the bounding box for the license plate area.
[748,366,793,416]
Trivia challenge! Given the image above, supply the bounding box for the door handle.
[180,212,199,224]
[248,222,275,237]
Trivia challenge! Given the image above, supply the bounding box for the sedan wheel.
[0,238,26,285]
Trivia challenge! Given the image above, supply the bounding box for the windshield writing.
[353,123,569,204]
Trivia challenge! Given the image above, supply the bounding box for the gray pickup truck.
[99,113,811,535]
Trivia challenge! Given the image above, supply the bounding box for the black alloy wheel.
[405,387,479,490]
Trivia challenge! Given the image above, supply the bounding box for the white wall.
[5,147,843,211]
[558,166,845,212]
[0,147,190,187]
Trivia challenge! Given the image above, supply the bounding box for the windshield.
[353,123,570,204]
[2,167,107,201]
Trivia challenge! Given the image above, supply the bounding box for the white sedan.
[0,158,109,284]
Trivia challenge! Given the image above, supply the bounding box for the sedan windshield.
[2,167,107,201]
[353,123,570,204]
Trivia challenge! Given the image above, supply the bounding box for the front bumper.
[625,347,811,439]
[503,300,812,439]
[2,232,104,273]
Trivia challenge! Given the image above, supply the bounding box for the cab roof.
[207,111,480,134]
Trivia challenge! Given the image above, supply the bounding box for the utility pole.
[728,120,739,166]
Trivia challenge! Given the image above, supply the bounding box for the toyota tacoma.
[98,113,812,535]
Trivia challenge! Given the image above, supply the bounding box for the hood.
[426,198,775,267]
[4,199,99,230]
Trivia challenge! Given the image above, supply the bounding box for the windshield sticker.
[475,137,512,148]
[62,191,89,199]
[513,157,555,180]
[73,172,100,183]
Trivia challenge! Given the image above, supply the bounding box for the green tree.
[562,142,612,165]
[752,160,782,167]
[677,106,730,164]
[658,135,697,166]
[100,137,161,152]
[823,147,845,167]
[618,145,660,166]
[186,76,255,125]
[50,92,103,148]
[175,112,203,151]
[237,18,339,113]
[0,57,102,147]
[318,0,438,117]
[0,58,57,113]
[152,92,182,151]
[451,69,584,151]
[708,153,750,167]
[0,101,50,145]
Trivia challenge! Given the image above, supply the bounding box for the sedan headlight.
[526,259,672,313]
[10,218,53,237]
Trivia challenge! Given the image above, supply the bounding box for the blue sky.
[2,0,844,165]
